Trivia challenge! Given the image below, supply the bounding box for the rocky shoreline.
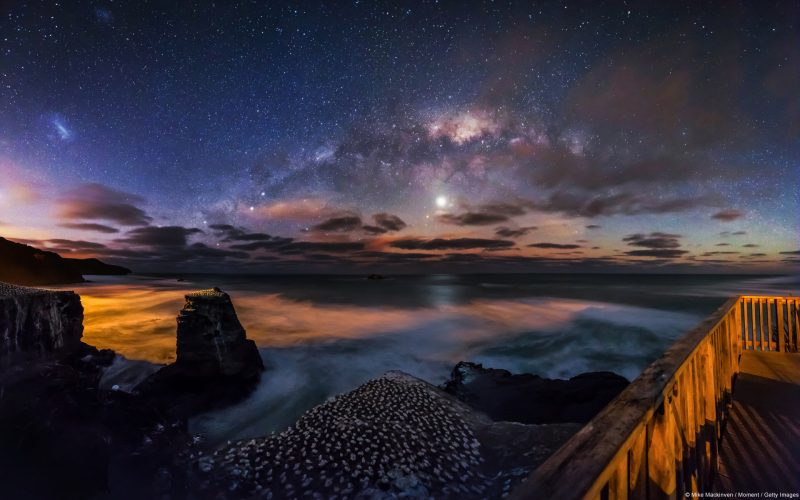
[0,282,629,499]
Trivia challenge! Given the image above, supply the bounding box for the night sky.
[1,1,798,273]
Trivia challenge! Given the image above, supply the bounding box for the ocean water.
[55,273,799,446]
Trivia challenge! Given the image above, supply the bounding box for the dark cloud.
[275,241,366,254]
[389,238,514,251]
[57,183,152,226]
[585,225,601,230]
[362,225,388,235]
[720,230,747,237]
[534,191,711,218]
[494,226,537,238]
[715,243,731,247]
[438,199,536,226]
[624,249,689,258]
[310,214,363,232]
[742,244,759,248]
[528,243,581,249]
[210,224,273,242]
[622,232,687,259]
[116,226,203,247]
[372,213,407,232]
[712,209,744,221]
[228,237,295,251]
[46,239,107,250]
[58,222,120,234]
[622,232,682,249]
[437,212,509,226]
[779,250,800,255]
[476,203,528,217]
[362,213,408,234]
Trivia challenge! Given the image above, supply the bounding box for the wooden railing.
[739,296,799,352]
[510,295,800,500]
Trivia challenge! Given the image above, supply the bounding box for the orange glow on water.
[68,281,604,364]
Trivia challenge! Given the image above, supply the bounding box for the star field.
[0,0,797,272]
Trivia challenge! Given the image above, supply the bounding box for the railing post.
[777,299,786,352]
[789,299,800,352]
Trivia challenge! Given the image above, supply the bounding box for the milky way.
[0,1,797,273]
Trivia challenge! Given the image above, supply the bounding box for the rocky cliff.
[0,237,85,285]
[0,281,84,361]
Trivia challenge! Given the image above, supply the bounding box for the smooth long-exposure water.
[55,273,798,446]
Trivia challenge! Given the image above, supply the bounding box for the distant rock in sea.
[194,371,581,499]
[0,237,85,285]
[442,361,629,424]
[367,273,386,280]
[64,257,132,276]
[0,281,84,362]
[135,287,264,417]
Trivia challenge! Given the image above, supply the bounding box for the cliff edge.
[0,281,84,362]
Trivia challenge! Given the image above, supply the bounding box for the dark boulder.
[442,362,628,425]
[135,288,264,417]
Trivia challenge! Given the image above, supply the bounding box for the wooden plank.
[648,401,677,499]
[734,300,743,357]
[788,300,796,353]
[607,457,628,500]
[766,298,774,351]
[752,298,759,351]
[629,429,647,498]
[785,300,793,352]
[748,298,754,351]
[792,299,800,352]
[759,298,766,351]
[776,299,785,353]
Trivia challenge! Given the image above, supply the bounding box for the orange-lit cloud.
[246,198,333,221]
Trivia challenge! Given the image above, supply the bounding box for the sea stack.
[175,287,263,378]
[0,281,84,362]
[135,287,264,416]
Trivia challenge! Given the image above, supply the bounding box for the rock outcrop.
[195,371,581,499]
[442,361,629,424]
[0,281,84,362]
[174,287,263,378]
[135,288,264,417]
[0,237,85,285]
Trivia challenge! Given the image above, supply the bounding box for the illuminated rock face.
[0,282,83,361]
[175,287,263,378]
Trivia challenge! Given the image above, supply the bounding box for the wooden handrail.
[510,295,800,500]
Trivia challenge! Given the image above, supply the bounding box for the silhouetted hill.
[0,237,85,285]
[64,258,131,276]
[0,237,131,285]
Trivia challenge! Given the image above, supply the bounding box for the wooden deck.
[715,350,800,492]
[511,295,800,499]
